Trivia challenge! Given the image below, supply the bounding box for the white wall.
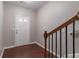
[37,1,79,57]
[0,2,3,56]
[2,1,79,57]
[3,3,36,47]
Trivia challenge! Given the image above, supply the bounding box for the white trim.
[35,42,44,48]
[3,42,36,49]
[35,42,61,58]
[0,49,4,58]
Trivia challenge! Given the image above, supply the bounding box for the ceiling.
[4,1,48,10]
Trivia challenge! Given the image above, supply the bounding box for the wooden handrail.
[47,14,79,37]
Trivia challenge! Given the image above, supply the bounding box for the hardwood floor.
[2,43,56,58]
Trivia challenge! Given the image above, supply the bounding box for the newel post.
[44,31,47,58]
[77,12,79,20]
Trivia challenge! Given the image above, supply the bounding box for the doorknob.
[16,30,18,34]
[16,31,18,34]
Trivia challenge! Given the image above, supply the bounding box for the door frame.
[14,16,30,46]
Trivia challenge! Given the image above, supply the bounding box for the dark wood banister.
[47,14,79,37]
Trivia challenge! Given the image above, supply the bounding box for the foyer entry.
[15,16,30,46]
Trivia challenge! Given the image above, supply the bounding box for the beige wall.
[0,2,3,56]
[3,3,36,47]
[37,1,79,57]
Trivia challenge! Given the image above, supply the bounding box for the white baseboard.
[0,49,4,58]
[3,42,36,49]
[35,42,44,48]
[35,42,60,58]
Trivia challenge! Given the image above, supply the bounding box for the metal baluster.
[48,36,50,58]
[60,29,62,58]
[56,32,57,57]
[73,21,75,58]
[65,26,68,58]
[52,34,53,58]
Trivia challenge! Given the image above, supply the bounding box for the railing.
[44,13,79,58]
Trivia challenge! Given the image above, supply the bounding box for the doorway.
[15,16,30,46]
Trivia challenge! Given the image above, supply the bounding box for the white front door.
[15,16,30,46]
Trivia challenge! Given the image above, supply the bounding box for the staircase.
[44,12,79,58]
